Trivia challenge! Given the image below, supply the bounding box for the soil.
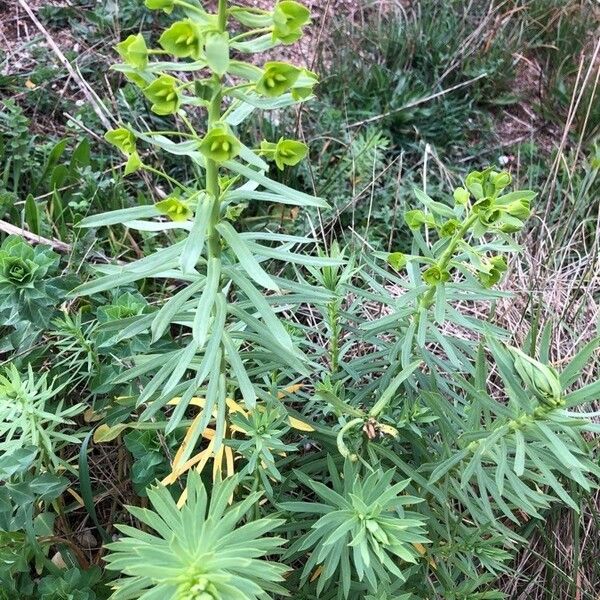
[494,54,561,152]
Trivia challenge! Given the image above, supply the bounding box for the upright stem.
[328,300,341,375]
[418,211,478,311]
[206,0,229,420]
[396,210,479,373]
[206,94,223,259]
[218,0,228,32]
[205,0,228,259]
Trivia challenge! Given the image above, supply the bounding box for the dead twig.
[0,219,123,265]
[0,219,72,253]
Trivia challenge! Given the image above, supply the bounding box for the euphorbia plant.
[73,0,332,473]
[64,2,600,599]
[307,171,600,597]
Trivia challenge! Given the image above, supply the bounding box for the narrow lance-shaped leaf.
[151,278,205,343]
[225,267,296,353]
[216,221,279,291]
[180,193,212,274]
[193,257,221,347]
[222,331,256,409]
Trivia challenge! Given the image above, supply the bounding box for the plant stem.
[218,0,228,32]
[143,165,186,189]
[206,95,223,259]
[204,0,229,442]
[230,27,272,43]
[205,0,228,259]
[418,211,478,311]
[328,300,341,375]
[174,0,206,15]
[395,210,479,380]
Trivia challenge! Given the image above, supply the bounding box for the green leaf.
[79,430,111,543]
[29,473,69,500]
[216,221,279,291]
[223,331,256,409]
[560,336,599,388]
[70,259,178,297]
[24,194,40,236]
[78,205,159,228]
[369,360,421,417]
[163,338,200,396]
[413,188,455,218]
[192,257,221,346]
[0,447,37,478]
[180,194,212,274]
[151,277,204,343]
[513,429,525,476]
[246,241,341,267]
[225,159,327,207]
[205,32,230,76]
[226,268,295,352]
[225,188,327,208]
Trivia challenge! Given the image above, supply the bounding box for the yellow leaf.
[378,424,399,438]
[213,445,225,481]
[414,542,427,555]
[225,397,247,414]
[288,416,315,432]
[170,413,204,472]
[168,396,207,408]
[413,543,436,569]
[278,383,304,398]
[114,395,135,406]
[66,488,84,506]
[25,80,36,89]
[83,408,104,423]
[161,444,211,486]
[176,487,188,508]
[309,564,323,583]
[195,439,216,473]
[225,446,235,478]
[93,423,128,443]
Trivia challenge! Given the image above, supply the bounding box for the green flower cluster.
[509,347,564,408]
[465,169,532,235]
[387,169,536,303]
[107,0,316,187]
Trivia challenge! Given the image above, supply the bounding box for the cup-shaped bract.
[159,20,204,59]
[199,123,241,163]
[105,128,137,155]
[145,0,175,13]
[115,34,148,69]
[156,196,193,221]
[256,61,301,97]
[143,74,182,115]
[272,0,311,44]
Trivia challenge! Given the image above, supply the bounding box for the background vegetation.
[0,0,598,598]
